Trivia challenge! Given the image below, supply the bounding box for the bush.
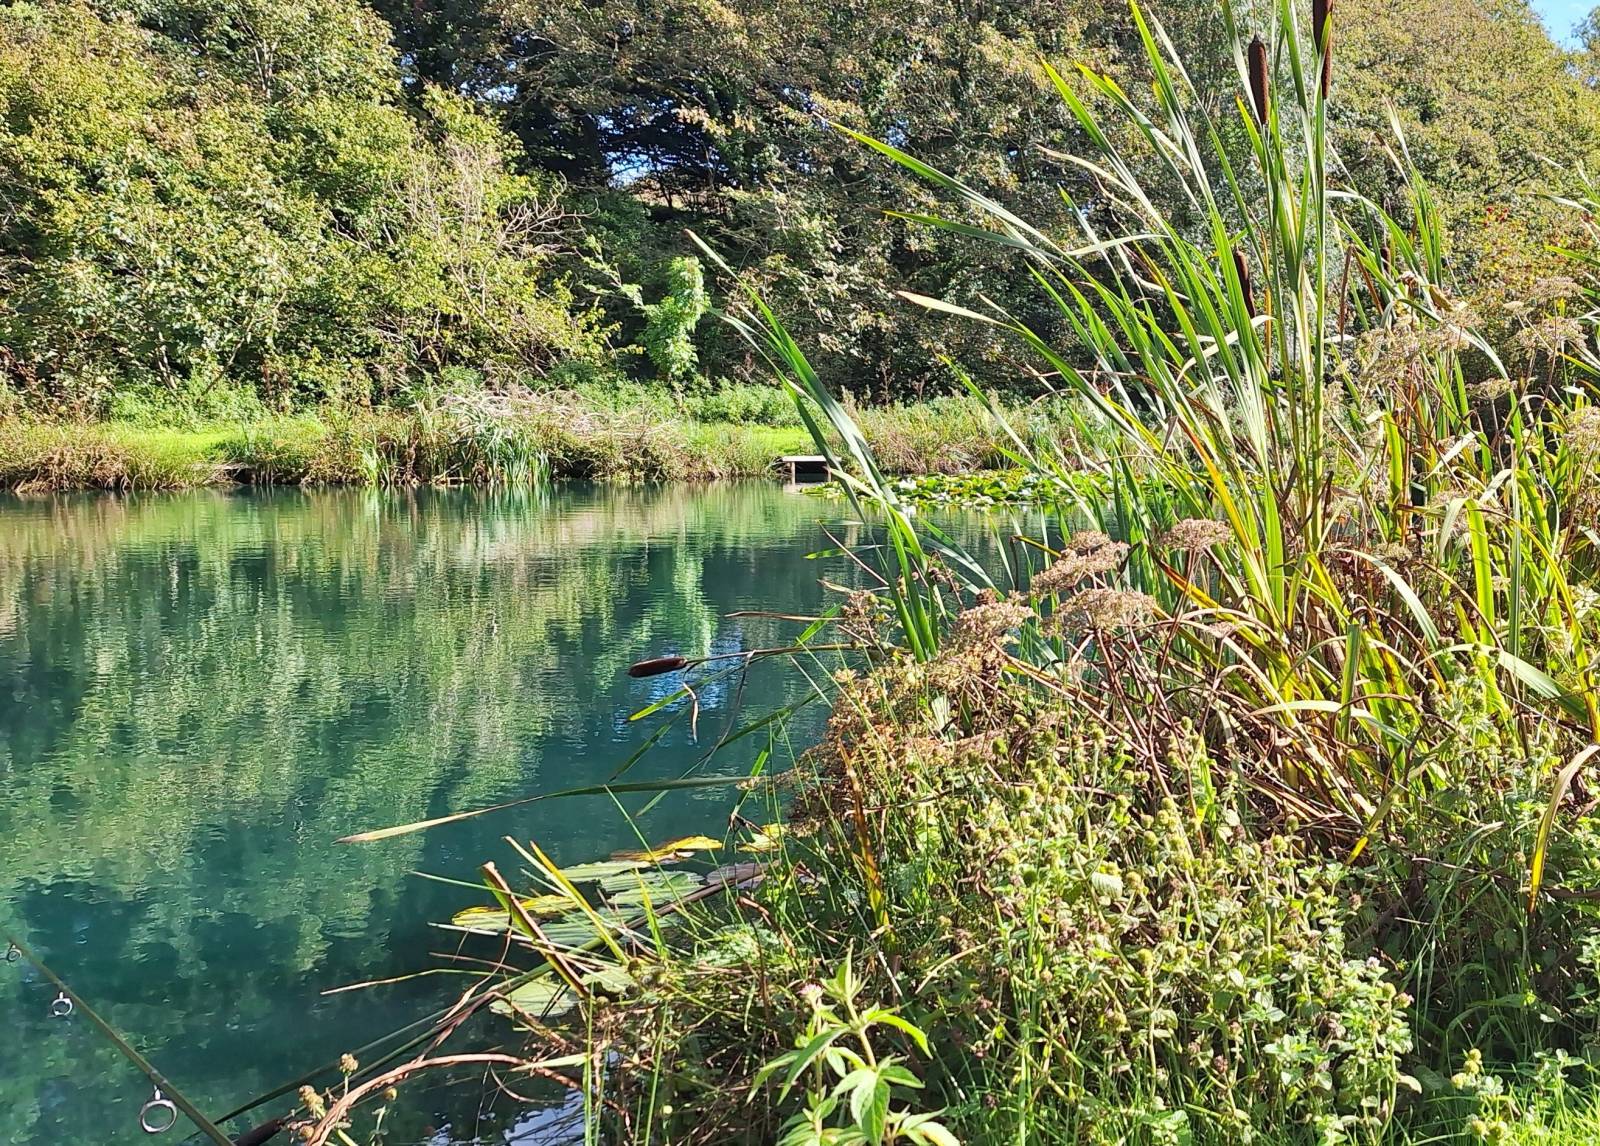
[0,0,607,415]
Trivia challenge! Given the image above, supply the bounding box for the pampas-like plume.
[1312,0,1333,98]
[1248,35,1269,125]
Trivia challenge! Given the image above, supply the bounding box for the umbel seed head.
[1247,35,1269,125]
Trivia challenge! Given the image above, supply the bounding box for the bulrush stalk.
[1233,246,1257,320]
[1248,34,1270,125]
[1313,0,1333,98]
[627,655,689,678]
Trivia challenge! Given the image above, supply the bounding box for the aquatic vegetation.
[809,468,1110,510]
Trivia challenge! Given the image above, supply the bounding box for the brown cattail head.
[1232,247,1256,320]
[232,1118,288,1146]
[1247,35,1270,126]
[1312,0,1333,98]
[627,654,689,678]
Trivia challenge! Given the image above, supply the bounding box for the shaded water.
[0,484,855,1144]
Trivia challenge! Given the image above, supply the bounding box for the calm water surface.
[0,484,856,1144]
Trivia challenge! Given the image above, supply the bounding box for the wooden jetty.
[776,455,829,483]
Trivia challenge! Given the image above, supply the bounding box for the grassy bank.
[0,390,1044,491]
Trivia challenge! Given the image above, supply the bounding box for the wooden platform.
[776,454,829,482]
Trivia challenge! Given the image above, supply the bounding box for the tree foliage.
[4,0,1600,412]
[0,0,605,416]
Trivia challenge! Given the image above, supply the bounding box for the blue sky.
[1534,0,1591,42]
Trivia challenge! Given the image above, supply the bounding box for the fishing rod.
[4,934,285,1145]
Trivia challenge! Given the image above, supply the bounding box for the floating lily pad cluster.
[808,469,1107,509]
[446,828,785,1021]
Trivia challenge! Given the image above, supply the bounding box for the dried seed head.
[1029,540,1129,598]
[1051,588,1159,632]
[1063,530,1114,554]
[1231,247,1256,320]
[1162,518,1233,551]
[951,598,1034,648]
[627,654,689,678]
[1247,35,1269,125]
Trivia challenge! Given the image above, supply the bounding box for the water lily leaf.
[602,870,704,905]
[491,978,576,1019]
[450,895,573,932]
[706,861,766,887]
[558,859,650,882]
[740,823,788,853]
[530,910,632,949]
[582,964,637,995]
[610,834,723,862]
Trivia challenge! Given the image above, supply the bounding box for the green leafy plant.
[758,956,957,1146]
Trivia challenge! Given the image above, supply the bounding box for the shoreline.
[0,402,1025,493]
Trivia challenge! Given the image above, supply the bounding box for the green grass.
[0,421,235,490]
[0,398,1014,491]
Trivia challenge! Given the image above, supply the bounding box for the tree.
[1333,0,1600,332]
[0,0,605,415]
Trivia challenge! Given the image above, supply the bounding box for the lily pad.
[529,910,632,949]
[602,869,704,905]
[611,834,723,862]
[706,861,766,887]
[582,964,637,995]
[450,895,574,932]
[491,977,576,1019]
[739,823,788,853]
[558,858,650,882]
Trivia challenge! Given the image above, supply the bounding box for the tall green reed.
[711,0,1600,880]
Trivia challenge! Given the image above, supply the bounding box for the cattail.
[1312,0,1333,99]
[1247,35,1269,126]
[1232,247,1256,320]
[232,1117,287,1146]
[628,654,689,678]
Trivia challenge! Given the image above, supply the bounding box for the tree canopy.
[3,0,1600,412]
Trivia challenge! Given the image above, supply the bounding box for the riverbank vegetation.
[258,0,1600,1143]
[0,389,1047,489]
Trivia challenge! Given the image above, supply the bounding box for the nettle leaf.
[899,1112,960,1146]
[876,1060,921,1089]
[862,1010,931,1056]
[772,1028,848,1099]
[834,1067,890,1144]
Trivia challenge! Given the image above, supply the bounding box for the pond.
[0,483,867,1144]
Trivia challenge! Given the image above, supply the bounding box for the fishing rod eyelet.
[48,991,72,1018]
[139,1088,178,1134]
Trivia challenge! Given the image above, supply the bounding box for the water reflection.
[0,484,847,1144]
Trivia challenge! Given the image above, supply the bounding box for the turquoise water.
[0,484,851,1144]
